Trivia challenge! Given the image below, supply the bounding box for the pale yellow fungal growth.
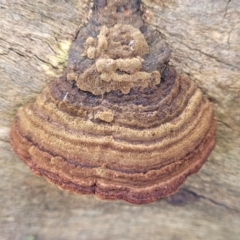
[68,24,159,95]
[94,110,114,123]
[95,58,142,74]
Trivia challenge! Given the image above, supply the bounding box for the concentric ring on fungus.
[10,1,216,204]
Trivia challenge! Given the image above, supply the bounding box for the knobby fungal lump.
[10,2,216,204]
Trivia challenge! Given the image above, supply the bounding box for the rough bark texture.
[0,0,239,240]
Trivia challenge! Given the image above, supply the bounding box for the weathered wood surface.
[0,0,239,239]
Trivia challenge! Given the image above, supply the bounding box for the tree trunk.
[0,0,239,239]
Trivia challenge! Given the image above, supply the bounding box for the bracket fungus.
[10,1,216,204]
